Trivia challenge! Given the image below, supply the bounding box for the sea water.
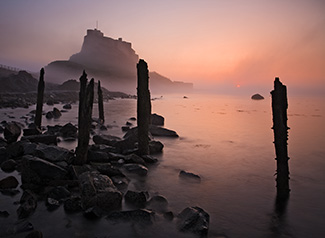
[0,93,324,238]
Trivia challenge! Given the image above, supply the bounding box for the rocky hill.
[45,29,193,93]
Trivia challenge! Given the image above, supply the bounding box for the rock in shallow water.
[0,176,19,189]
[177,206,210,236]
[251,93,264,100]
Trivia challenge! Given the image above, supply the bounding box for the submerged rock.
[251,93,264,100]
[17,190,37,219]
[124,190,147,208]
[147,195,168,213]
[1,159,17,172]
[179,170,201,181]
[122,163,148,176]
[177,206,210,236]
[149,125,179,137]
[151,113,164,126]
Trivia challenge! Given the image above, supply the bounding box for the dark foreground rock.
[124,190,147,208]
[78,171,122,211]
[149,125,179,137]
[0,176,19,189]
[17,190,38,219]
[177,206,210,236]
[179,170,201,181]
[4,121,22,143]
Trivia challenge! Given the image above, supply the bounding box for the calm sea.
[0,93,324,238]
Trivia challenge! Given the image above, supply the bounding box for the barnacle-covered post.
[98,80,105,124]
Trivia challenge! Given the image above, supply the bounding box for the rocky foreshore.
[0,111,209,237]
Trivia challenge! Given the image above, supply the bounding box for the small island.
[251,93,264,100]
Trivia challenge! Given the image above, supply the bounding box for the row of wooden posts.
[33,60,290,199]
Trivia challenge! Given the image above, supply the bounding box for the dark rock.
[78,171,122,211]
[46,197,60,210]
[33,144,73,163]
[4,121,22,143]
[129,117,136,121]
[1,159,17,172]
[25,230,43,238]
[122,163,148,176]
[21,155,68,186]
[45,111,54,119]
[149,140,164,154]
[59,123,77,138]
[0,176,19,189]
[164,211,174,221]
[22,134,58,145]
[64,196,82,213]
[0,147,7,164]
[100,125,107,131]
[13,219,34,234]
[46,98,54,106]
[126,121,133,126]
[63,103,72,109]
[107,209,155,224]
[149,125,178,137]
[141,155,158,164]
[83,206,102,219]
[93,134,121,146]
[46,125,62,135]
[121,126,130,132]
[23,128,41,136]
[177,206,210,236]
[17,190,37,219]
[179,170,201,181]
[111,175,130,190]
[147,195,168,213]
[87,150,110,163]
[251,93,264,100]
[0,126,3,134]
[0,137,7,147]
[95,164,124,177]
[89,144,116,154]
[125,190,147,208]
[47,186,71,201]
[0,189,20,196]
[52,107,62,118]
[0,210,9,217]
[151,113,164,126]
[124,154,146,165]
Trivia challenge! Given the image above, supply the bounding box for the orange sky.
[0,0,324,94]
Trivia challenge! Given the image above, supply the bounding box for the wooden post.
[34,68,45,129]
[75,71,94,165]
[271,77,290,198]
[98,80,105,124]
[137,59,151,155]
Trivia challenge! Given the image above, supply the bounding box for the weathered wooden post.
[271,77,290,198]
[98,80,105,124]
[137,59,151,155]
[34,68,45,129]
[75,71,94,165]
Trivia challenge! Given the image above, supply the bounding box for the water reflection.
[270,194,291,238]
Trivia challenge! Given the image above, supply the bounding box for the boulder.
[33,144,73,163]
[4,122,21,143]
[47,186,71,201]
[52,107,62,118]
[17,190,37,219]
[149,125,178,137]
[177,206,210,236]
[147,195,168,213]
[1,159,17,172]
[149,140,164,154]
[46,197,60,210]
[151,113,164,126]
[122,163,148,176]
[21,155,68,186]
[78,171,122,211]
[59,123,77,138]
[87,150,110,163]
[0,176,19,189]
[25,230,43,238]
[23,128,41,136]
[251,93,264,100]
[141,155,158,164]
[94,164,124,177]
[22,134,57,145]
[124,154,146,165]
[124,190,147,208]
[93,134,121,146]
[45,111,54,119]
[0,210,9,217]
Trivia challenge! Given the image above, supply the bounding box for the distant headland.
[45,29,193,93]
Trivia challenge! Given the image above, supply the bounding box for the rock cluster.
[0,112,209,237]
